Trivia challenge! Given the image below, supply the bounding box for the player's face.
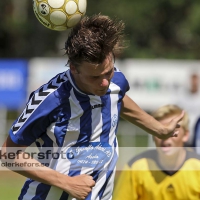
[70,53,114,96]
[153,115,189,156]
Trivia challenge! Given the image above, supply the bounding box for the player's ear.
[182,130,189,143]
[70,64,79,74]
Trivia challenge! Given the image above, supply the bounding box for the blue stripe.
[100,91,111,143]
[39,134,53,148]
[113,137,117,148]
[114,91,123,143]
[59,191,69,200]
[36,134,54,166]
[85,169,104,200]
[194,117,200,147]
[54,84,72,147]
[31,183,51,200]
[98,171,114,199]
[54,123,68,147]
[86,191,92,200]
[18,179,34,200]
[68,168,82,176]
[98,150,118,199]
[49,84,73,171]
[73,90,92,143]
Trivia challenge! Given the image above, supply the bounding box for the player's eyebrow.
[92,67,114,78]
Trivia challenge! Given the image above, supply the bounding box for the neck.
[157,147,186,171]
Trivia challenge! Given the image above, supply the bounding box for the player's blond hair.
[152,105,189,131]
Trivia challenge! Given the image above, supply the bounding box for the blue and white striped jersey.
[9,67,129,200]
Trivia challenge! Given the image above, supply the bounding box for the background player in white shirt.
[1,14,184,200]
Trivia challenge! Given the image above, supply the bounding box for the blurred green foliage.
[1,0,200,59]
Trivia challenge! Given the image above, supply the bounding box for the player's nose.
[100,78,109,87]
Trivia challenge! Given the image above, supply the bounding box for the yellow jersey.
[113,149,200,200]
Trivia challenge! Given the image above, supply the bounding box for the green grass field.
[0,171,26,199]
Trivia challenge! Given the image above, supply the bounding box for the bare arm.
[120,94,184,139]
[1,136,95,200]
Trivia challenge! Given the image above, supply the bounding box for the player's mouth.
[95,89,108,96]
[160,143,171,152]
[98,88,108,93]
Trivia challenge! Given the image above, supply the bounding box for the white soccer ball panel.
[67,14,81,27]
[65,1,77,15]
[50,11,67,25]
[78,0,87,13]
[48,0,65,9]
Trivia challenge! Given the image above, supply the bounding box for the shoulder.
[181,149,200,171]
[29,71,70,103]
[128,149,157,167]
[111,67,130,92]
[23,71,71,120]
[43,71,70,94]
[185,148,200,161]
[112,67,127,80]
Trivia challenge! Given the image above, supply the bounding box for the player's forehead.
[79,54,114,76]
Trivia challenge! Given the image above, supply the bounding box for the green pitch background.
[0,171,26,199]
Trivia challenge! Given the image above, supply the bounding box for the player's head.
[152,104,189,156]
[65,14,126,67]
[65,14,126,96]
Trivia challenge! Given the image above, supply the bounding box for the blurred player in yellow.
[113,104,200,200]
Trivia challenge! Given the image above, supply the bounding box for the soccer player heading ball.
[2,14,184,200]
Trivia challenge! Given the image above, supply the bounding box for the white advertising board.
[28,58,69,93]
[115,59,200,111]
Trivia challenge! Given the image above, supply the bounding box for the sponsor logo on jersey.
[91,104,104,109]
[166,184,174,192]
[112,114,118,127]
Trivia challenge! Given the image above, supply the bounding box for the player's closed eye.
[91,69,113,79]
[106,69,113,76]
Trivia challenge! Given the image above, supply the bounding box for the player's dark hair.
[65,14,126,67]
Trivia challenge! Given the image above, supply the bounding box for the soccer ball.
[33,0,87,31]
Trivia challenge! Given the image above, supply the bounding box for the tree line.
[1,0,200,59]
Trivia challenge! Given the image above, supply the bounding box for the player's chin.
[95,90,108,96]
